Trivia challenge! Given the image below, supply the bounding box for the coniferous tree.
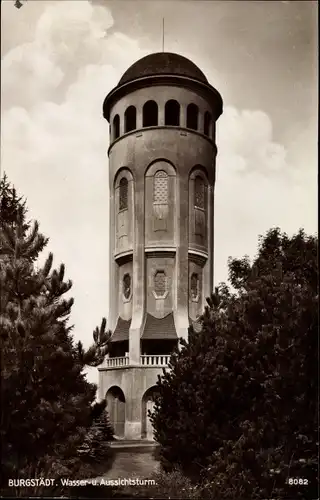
[78,400,114,464]
[150,228,318,499]
[92,399,114,443]
[0,177,111,487]
[0,174,27,230]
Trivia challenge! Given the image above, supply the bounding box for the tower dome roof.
[118,52,208,86]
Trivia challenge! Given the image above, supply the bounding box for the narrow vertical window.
[123,273,131,300]
[124,106,136,133]
[165,100,180,126]
[113,114,120,139]
[194,175,206,240]
[204,111,212,137]
[187,104,199,130]
[194,176,205,209]
[143,100,158,127]
[119,177,128,211]
[190,273,199,300]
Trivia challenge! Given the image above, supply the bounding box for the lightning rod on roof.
[162,18,165,52]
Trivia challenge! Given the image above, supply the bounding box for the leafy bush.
[78,400,114,464]
[149,469,202,499]
[151,228,318,498]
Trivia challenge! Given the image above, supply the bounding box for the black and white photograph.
[0,0,318,498]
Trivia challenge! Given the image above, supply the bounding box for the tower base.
[98,365,164,441]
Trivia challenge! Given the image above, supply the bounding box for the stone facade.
[98,52,223,440]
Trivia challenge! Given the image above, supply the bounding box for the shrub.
[145,468,202,499]
[151,228,318,498]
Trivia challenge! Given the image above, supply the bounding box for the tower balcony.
[141,354,170,366]
[104,356,130,368]
[103,354,170,370]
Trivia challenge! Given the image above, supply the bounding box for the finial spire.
[162,18,164,52]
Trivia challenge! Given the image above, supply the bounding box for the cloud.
[1,1,146,366]
[217,108,287,176]
[1,1,147,110]
[214,107,317,284]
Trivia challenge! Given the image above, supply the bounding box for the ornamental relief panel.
[146,255,174,319]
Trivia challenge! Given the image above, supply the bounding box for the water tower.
[99,52,223,440]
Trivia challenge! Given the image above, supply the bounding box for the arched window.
[186,104,199,130]
[204,111,212,137]
[165,100,180,126]
[190,273,199,300]
[124,106,136,133]
[194,176,205,209]
[119,177,128,211]
[123,273,131,299]
[154,271,167,298]
[143,100,158,127]
[153,170,168,204]
[113,114,120,140]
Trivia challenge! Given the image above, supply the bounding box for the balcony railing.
[105,356,129,368]
[103,355,171,368]
[140,355,170,366]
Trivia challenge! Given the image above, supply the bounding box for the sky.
[1,0,318,387]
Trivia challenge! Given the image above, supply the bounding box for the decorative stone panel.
[146,252,175,319]
[153,270,167,298]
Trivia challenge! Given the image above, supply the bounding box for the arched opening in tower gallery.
[143,100,158,127]
[141,386,160,440]
[186,103,199,130]
[106,386,126,438]
[165,99,180,126]
[124,105,136,133]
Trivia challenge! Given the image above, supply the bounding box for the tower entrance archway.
[106,386,126,438]
[141,386,160,441]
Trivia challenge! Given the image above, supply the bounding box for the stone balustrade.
[140,355,170,366]
[104,355,170,368]
[105,356,129,368]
